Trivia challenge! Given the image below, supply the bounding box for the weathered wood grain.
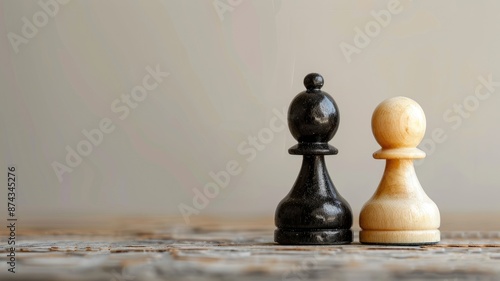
[1,215,500,280]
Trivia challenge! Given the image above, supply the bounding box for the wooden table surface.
[1,214,500,281]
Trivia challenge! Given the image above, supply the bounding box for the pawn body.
[275,155,352,244]
[359,97,440,245]
[275,73,353,245]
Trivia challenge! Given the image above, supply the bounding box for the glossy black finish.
[275,73,353,245]
[288,73,339,155]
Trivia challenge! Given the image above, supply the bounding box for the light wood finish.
[360,96,441,244]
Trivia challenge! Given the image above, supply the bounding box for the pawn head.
[288,73,339,144]
[303,73,324,92]
[372,96,426,149]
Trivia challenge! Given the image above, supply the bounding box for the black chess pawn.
[274,73,353,245]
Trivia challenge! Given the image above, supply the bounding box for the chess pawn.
[359,96,440,245]
[274,73,353,245]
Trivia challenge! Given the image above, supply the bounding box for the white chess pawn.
[359,96,440,245]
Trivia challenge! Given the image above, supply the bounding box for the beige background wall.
[1,0,500,222]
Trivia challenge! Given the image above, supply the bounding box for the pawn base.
[275,229,352,245]
[360,230,440,245]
